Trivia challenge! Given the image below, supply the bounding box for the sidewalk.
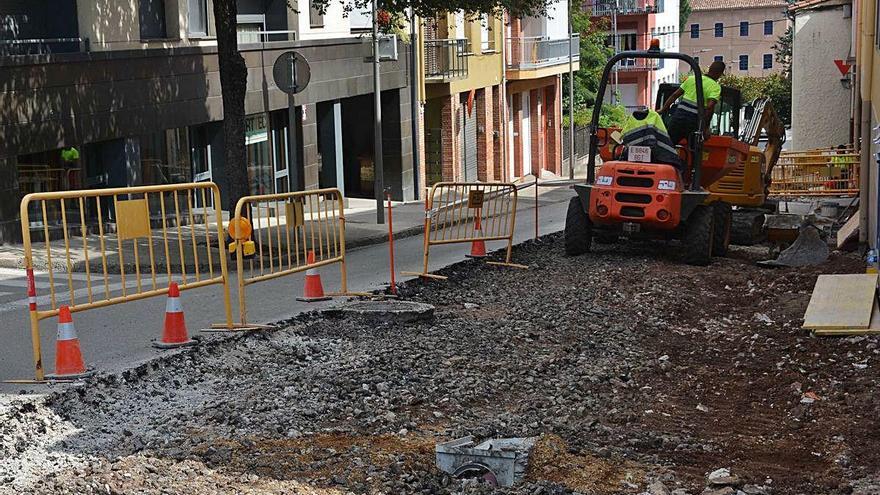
[0,179,575,273]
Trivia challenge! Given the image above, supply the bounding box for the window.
[714,22,723,37]
[714,55,723,62]
[690,23,700,38]
[763,53,773,69]
[187,0,208,36]
[309,4,324,28]
[740,21,749,36]
[764,20,774,35]
[739,54,748,70]
[138,128,192,186]
[139,0,167,39]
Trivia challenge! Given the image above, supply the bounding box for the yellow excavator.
[655,84,786,245]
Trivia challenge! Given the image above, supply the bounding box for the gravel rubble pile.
[1,234,878,495]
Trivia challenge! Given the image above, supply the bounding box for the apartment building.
[589,0,680,109]
[506,2,580,179]
[0,0,415,242]
[679,0,790,77]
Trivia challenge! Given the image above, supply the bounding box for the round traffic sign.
[272,51,311,95]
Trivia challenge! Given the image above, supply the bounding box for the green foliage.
[718,73,792,126]
[679,0,691,32]
[563,104,627,128]
[772,26,793,78]
[315,0,551,20]
[562,9,626,128]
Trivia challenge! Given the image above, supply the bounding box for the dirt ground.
[1,234,878,495]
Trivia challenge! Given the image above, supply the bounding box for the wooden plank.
[803,274,878,330]
[836,210,860,248]
[814,300,880,336]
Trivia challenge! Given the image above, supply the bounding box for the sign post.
[273,51,311,192]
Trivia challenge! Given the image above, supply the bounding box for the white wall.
[791,4,852,149]
[296,0,355,40]
[521,0,568,39]
[651,0,680,106]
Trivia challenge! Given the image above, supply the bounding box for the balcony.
[506,35,580,70]
[424,39,469,82]
[0,37,90,57]
[590,0,662,16]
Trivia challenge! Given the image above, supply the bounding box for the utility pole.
[568,0,575,179]
[372,0,385,223]
[611,0,619,104]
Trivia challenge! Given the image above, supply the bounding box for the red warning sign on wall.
[834,59,851,76]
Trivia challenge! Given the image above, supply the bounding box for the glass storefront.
[245,114,273,196]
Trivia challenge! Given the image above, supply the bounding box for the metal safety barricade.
[19,182,234,382]
[403,182,527,280]
[230,188,353,325]
[770,151,860,197]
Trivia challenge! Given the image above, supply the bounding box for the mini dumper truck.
[565,42,743,265]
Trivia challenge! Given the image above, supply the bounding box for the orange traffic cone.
[466,214,488,259]
[297,250,331,302]
[153,282,196,349]
[48,305,90,380]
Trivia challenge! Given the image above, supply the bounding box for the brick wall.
[545,79,561,175]
[440,93,459,181]
[492,85,504,181]
[512,95,523,178]
[476,86,495,181]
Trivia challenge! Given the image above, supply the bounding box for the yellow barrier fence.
[19,182,234,382]
[770,151,860,197]
[230,188,355,325]
[403,182,526,280]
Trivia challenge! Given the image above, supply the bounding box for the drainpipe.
[410,9,421,199]
[859,0,874,245]
[501,14,509,181]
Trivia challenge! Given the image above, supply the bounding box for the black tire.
[565,196,593,256]
[712,202,732,257]
[681,205,715,266]
[730,209,767,245]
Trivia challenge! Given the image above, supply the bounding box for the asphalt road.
[0,191,571,392]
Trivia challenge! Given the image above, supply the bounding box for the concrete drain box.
[435,436,537,487]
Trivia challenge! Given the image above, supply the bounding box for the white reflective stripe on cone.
[57,322,78,341]
[166,296,183,313]
[306,268,318,276]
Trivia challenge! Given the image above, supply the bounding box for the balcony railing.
[506,35,580,70]
[0,37,90,56]
[590,0,661,16]
[424,38,469,81]
[615,58,659,71]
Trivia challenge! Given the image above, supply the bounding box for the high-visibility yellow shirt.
[680,74,721,104]
[623,109,669,134]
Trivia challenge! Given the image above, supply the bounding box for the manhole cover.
[330,300,434,324]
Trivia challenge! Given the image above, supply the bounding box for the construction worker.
[658,60,725,147]
[621,107,683,169]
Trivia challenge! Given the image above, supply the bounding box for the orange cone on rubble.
[153,282,195,349]
[297,250,331,302]
[51,305,89,379]
[466,214,488,259]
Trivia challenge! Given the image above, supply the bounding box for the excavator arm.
[741,98,786,189]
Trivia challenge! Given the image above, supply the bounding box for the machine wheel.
[565,196,593,256]
[681,205,715,266]
[730,208,767,245]
[712,202,732,257]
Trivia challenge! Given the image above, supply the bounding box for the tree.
[718,73,792,126]
[679,0,691,32]
[212,0,249,211]
[562,9,626,128]
[772,25,793,79]
[211,0,553,211]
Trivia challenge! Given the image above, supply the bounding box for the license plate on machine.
[627,145,652,163]
[622,222,641,233]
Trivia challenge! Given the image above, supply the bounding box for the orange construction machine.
[565,43,745,265]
